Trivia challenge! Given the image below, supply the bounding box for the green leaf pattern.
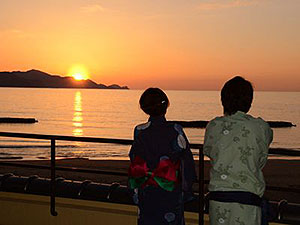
[220,121,236,135]
[215,206,230,224]
[239,146,254,164]
[210,201,261,225]
[217,163,233,176]
[235,217,246,225]
[241,127,250,137]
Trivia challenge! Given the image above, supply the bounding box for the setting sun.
[73,73,86,81]
[68,65,89,81]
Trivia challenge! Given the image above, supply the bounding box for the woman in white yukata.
[203,76,273,225]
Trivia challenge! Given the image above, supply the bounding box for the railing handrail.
[0,131,133,145]
[0,131,299,156]
[0,131,204,149]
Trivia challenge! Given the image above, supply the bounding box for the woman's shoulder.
[238,114,272,141]
[167,122,189,150]
[135,121,151,131]
[244,114,270,128]
[226,111,269,128]
[206,116,225,127]
[133,121,151,138]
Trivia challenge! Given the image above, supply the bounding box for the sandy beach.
[0,158,299,204]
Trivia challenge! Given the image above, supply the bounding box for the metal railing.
[0,131,300,225]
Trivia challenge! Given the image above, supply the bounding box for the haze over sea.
[0,88,299,160]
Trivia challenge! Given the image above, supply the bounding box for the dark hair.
[139,88,170,116]
[221,76,253,115]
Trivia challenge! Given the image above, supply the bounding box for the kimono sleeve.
[258,118,273,147]
[265,124,273,146]
[203,120,216,158]
[178,127,197,192]
[128,126,145,162]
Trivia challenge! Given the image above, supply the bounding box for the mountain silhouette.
[0,69,129,89]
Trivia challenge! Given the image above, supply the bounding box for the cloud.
[0,29,33,38]
[197,0,259,11]
[81,4,105,13]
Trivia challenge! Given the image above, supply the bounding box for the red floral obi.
[128,156,180,191]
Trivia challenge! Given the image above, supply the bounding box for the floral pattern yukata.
[203,111,273,225]
[129,116,196,225]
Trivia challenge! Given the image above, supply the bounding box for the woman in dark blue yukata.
[128,87,197,225]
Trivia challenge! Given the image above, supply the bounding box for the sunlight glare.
[73,91,83,136]
[68,64,89,81]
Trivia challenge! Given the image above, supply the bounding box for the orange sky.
[0,0,299,91]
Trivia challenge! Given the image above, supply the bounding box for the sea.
[0,88,299,160]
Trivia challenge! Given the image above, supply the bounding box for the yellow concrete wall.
[0,192,205,225]
[0,192,285,225]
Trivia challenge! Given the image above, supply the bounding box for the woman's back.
[128,88,196,225]
[204,111,273,197]
[130,116,192,170]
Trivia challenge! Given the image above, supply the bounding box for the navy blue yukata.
[128,116,197,225]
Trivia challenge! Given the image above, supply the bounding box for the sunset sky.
[0,0,299,91]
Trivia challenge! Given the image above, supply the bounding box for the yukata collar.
[233,111,246,117]
[148,115,167,124]
[225,111,246,116]
[227,111,250,120]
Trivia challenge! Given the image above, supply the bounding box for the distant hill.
[0,69,129,89]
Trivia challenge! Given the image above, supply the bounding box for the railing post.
[50,138,58,216]
[199,148,204,225]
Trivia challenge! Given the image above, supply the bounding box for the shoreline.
[0,158,300,204]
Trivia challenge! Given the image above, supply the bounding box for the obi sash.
[128,156,180,191]
[208,191,272,225]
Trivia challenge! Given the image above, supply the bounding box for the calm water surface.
[0,88,299,160]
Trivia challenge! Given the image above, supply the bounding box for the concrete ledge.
[0,192,203,225]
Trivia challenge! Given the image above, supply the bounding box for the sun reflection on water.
[73,91,83,136]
